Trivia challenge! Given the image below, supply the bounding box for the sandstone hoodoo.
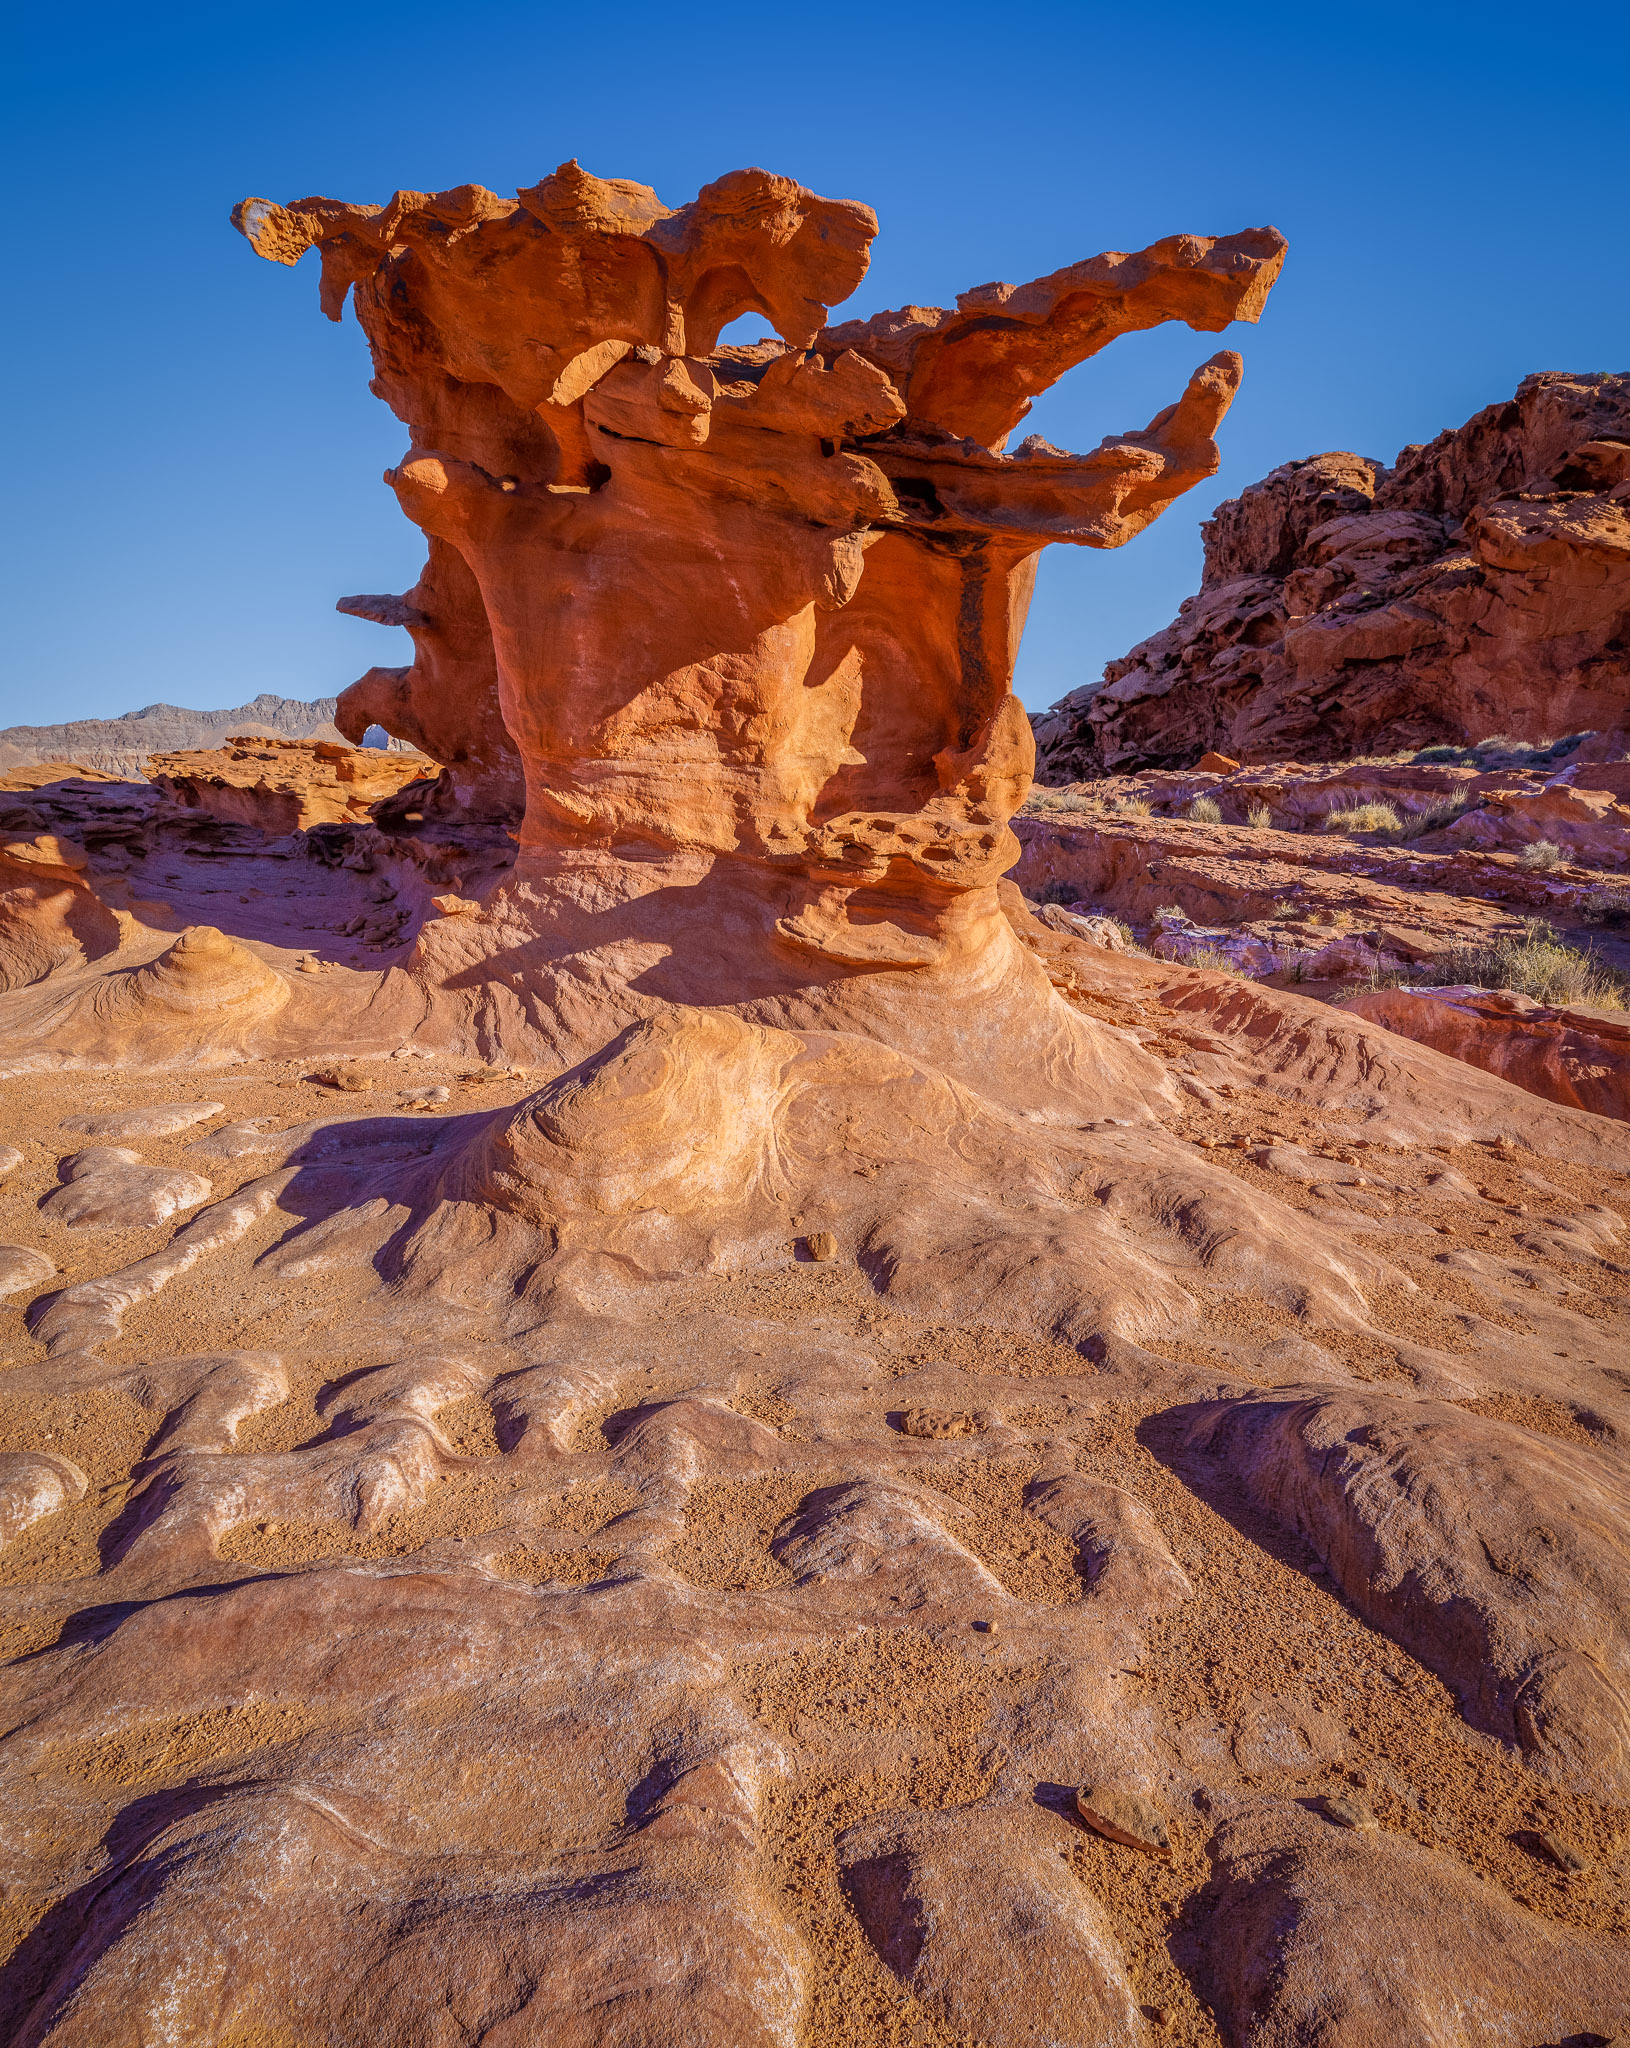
[1,165,1628,2048]
[233,165,1284,1052]
[1035,370,1630,774]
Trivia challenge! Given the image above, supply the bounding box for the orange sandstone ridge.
[0,167,1627,2047]
[1035,371,1630,773]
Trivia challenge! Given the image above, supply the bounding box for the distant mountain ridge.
[0,693,395,778]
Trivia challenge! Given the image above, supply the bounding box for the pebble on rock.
[1536,1829,1589,1874]
[804,1230,839,1261]
[1317,1793,1378,1831]
[1075,1784,1172,1856]
[900,1408,979,1440]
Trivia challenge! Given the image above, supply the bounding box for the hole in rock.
[890,476,945,520]
[713,312,778,351]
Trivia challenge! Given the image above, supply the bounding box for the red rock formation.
[0,830,120,993]
[1035,372,1630,774]
[148,735,437,834]
[234,167,1283,1033]
[1342,983,1630,1122]
[335,539,524,822]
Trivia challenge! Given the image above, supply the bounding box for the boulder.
[1343,983,1630,1120]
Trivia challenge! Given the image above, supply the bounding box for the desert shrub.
[1411,733,1586,770]
[1418,921,1625,1010]
[1476,733,1584,770]
[1107,794,1153,816]
[1394,795,1472,840]
[1321,802,1402,835]
[1246,803,1273,829]
[1184,943,1245,976]
[1579,886,1630,927]
[1188,796,1223,824]
[1022,786,1099,819]
[1518,839,1564,871]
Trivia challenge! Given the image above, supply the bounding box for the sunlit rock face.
[1034,370,1630,775]
[235,167,1283,977]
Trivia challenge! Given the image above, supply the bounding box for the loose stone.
[1075,1785,1171,1856]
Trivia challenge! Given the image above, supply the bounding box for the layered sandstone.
[1034,372,1630,774]
[148,734,438,833]
[232,164,1283,1047]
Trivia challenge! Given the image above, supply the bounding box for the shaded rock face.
[1341,984,1630,1122]
[235,163,1284,980]
[1035,372,1630,773]
[335,538,525,824]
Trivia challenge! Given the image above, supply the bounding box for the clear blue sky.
[3,1,1626,725]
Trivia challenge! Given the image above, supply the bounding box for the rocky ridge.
[1033,371,1630,774]
[0,694,357,780]
[147,733,440,833]
[1015,745,1630,1119]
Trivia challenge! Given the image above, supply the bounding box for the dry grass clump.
[1023,784,1097,815]
[1322,801,1402,836]
[1517,839,1564,871]
[1188,796,1223,824]
[1246,802,1273,829]
[1412,732,1585,771]
[1184,943,1246,976]
[1415,921,1625,1010]
[1107,794,1153,816]
[1579,886,1630,927]
[1393,795,1472,839]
